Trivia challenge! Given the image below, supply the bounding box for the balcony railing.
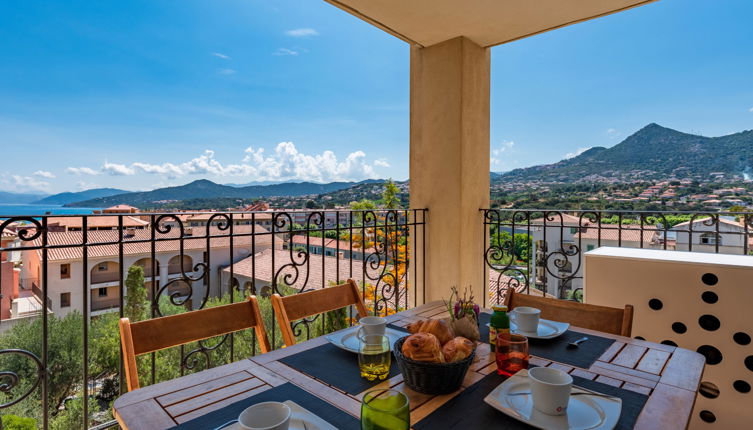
[484,209,753,304]
[0,209,426,429]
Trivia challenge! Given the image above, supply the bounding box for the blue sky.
[0,0,752,194]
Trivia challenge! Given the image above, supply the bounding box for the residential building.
[672,217,749,254]
[282,235,375,260]
[20,225,273,317]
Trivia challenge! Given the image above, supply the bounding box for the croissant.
[442,336,474,362]
[406,319,455,345]
[402,333,445,363]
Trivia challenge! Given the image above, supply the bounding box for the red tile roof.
[48,215,148,229]
[529,214,592,226]
[574,225,658,244]
[32,225,272,262]
[289,235,377,254]
[224,248,375,292]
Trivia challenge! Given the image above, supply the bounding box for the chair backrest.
[119,296,271,391]
[503,289,634,337]
[271,279,369,347]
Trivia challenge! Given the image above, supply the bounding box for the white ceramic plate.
[325,325,405,353]
[224,400,337,430]
[484,369,622,430]
[487,318,570,339]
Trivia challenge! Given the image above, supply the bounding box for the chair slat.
[272,279,369,347]
[504,289,633,336]
[119,296,270,391]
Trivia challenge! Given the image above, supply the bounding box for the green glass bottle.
[489,305,510,353]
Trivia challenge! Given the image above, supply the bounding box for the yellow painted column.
[410,36,490,305]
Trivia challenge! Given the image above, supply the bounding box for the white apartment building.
[21,225,273,317]
[672,217,750,255]
[530,214,663,298]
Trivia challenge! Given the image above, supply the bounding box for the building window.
[587,245,595,251]
[98,288,108,297]
[700,233,721,246]
[97,263,108,272]
[60,292,71,308]
[569,227,578,234]
[60,264,70,279]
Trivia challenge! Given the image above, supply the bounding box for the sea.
[0,204,99,217]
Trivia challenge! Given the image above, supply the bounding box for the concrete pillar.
[410,36,490,304]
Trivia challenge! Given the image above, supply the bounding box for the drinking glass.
[361,389,410,430]
[358,334,391,381]
[496,333,529,376]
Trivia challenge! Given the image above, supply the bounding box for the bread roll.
[406,319,455,345]
[401,333,445,363]
[442,336,474,362]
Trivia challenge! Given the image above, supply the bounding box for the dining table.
[113,301,705,430]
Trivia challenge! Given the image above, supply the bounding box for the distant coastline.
[0,204,98,217]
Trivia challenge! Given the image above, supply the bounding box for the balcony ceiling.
[324,0,657,47]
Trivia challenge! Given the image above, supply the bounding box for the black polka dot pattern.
[661,340,678,347]
[671,322,687,334]
[699,410,716,423]
[698,314,721,331]
[697,345,723,365]
[699,381,720,399]
[702,273,718,286]
[701,291,718,304]
[746,355,753,372]
[648,298,663,310]
[733,380,751,394]
[734,332,751,346]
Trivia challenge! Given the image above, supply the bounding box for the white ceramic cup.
[528,367,573,416]
[510,306,541,333]
[358,316,387,339]
[238,401,291,430]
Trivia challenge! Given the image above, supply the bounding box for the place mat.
[478,312,615,369]
[414,369,648,430]
[171,382,360,430]
[278,342,400,395]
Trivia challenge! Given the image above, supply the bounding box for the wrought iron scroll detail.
[0,349,44,408]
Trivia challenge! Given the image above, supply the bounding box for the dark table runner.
[414,370,648,430]
[478,312,615,369]
[278,342,400,394]
[171,382,360,430]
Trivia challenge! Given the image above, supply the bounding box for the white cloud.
[564,147,593,159]
[749,107,753,112]
[33,170,55,179]
[490,140,515,167]
[76,143,381,183]
[212,52,230,60]
[66,167,100,176]
[606,128,621,139]
[273,48,299,56]
[7,175,50,192]
[218,68,237,75]
[102,162,136,176]
[285,28,319,37]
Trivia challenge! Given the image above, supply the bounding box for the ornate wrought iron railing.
[0,209,426,429]
[483,209,753,305]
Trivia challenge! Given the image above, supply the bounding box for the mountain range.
[66,179,380,207]
[497,123,753,183]
[33,188,129,205]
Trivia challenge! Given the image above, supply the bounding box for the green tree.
[125,265,147,322]
[382,179,401,209]
[305,199,317,209]
[1,415,36,430]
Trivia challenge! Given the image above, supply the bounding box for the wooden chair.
[503,289,634,337]
[271,279,369,347]
[119,296,271,391]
